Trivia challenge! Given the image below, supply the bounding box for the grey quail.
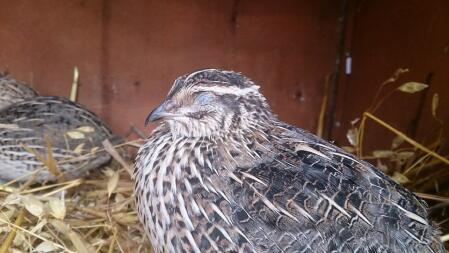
[134,69,444,253]
[0,95,119,183]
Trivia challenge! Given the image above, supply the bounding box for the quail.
[0,74,38,110]
[134,69,444,253]
[0,95,119,183]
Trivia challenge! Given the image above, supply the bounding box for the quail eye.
[194,92,215,105]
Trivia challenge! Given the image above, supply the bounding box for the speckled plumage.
[0,74,38,110]
[0,96,118,183]
[134,69,444,253]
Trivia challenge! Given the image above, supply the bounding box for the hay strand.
[363,112,449,166]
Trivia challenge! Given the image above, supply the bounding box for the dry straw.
[0,139,152,253]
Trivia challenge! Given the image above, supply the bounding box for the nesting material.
[0,140,152,253]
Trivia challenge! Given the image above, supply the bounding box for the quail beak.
[145,100,180,126]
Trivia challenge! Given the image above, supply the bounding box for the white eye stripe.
[192,85,260,96]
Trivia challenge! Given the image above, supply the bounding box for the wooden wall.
[332,0,449,152]
[1,0,448,152]
[0,0,341,137]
